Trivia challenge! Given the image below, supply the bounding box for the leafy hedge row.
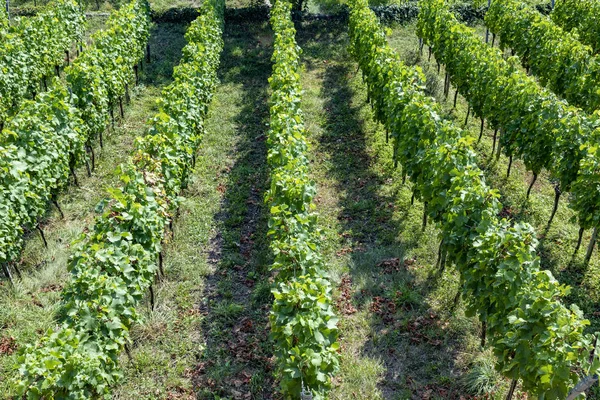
[485,0,600,113]
[417,0,600,233]
[551,0,600,54]
[66,0,151,143]
[348,0,598,397]
[12,0,223,397]
[0,0,85,127]
[267,1,339,398]
[0,0,151,272]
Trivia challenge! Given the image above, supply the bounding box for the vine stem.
[436,238,444,269]
[574,227,585,254]
[453,88,458,108]
[36,225,48,248]
[505,379,517,400]
[566,375,599,400]
[584,227,598,265]
[159,251,165,277]
[547,185,560,227]
[149,285,155,311]
[2,263,14,286]
[477,117,484,143]
[52,198,64,219]
[481,321,486,347]
[526,173,537,199]
[491,128,498,157]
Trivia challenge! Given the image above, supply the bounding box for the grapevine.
[551,0,600,55]
[417,0,600,236]
[0,0,85,128]
[349,0,598,397]
[12,0,224,396]
[485,0,600,113]
[267,1,340,398]
[0,0,151,279]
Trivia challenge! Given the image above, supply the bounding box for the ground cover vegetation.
[1,0,600,398]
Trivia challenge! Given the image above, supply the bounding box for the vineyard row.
[486,0,600,113]
[0,0,151,281]
[417,0,600,256]
[349,0,597,397]
[552,0,600,54]
[0,0,85,127]
[267,1,339,398]
[12,0,224,396]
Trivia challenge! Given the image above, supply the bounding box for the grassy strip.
[349,0,597,397]
[12,0,224,396]
[266,0,339,398]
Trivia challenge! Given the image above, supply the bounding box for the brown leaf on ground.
[377,257,400,273]
[40,283,63,293]
[370,296,396,324]
[336,275,357,315]
[0,336,17,355]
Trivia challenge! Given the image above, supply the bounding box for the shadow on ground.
[191,21,279,400]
